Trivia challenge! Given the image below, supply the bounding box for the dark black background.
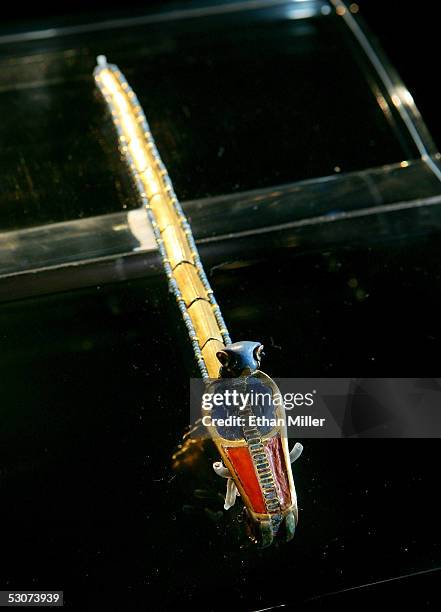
[2,0,439,147]
[1,0,439,177]
[356,0,441,150]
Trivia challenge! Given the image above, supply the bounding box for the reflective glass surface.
[0,1,440,609]
[1,210,441,608]
[0,1,419,231]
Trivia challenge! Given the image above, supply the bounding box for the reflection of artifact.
[94,57,302,546]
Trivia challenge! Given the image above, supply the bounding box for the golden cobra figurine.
[94,56,302,546]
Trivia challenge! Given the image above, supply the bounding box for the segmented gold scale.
[94,56,231,378]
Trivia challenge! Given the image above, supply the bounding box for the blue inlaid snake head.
[216,341,265,377]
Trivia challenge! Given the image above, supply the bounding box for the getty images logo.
[201,388,317,411]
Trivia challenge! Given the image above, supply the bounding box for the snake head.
[216,341,264,377]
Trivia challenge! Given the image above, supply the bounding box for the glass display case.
[1,1,440,608]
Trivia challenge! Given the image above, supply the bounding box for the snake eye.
[254,345,265,362]
[216,350,230,366]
